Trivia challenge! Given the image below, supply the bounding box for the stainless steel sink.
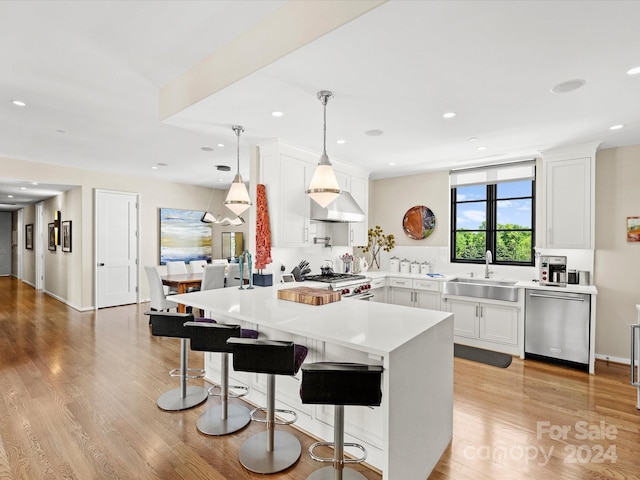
[443,277,519,302]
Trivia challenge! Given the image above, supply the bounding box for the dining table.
[161,273,203,313]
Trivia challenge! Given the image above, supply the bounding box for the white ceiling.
[1,0,639,211]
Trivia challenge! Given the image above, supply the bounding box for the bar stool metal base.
[196,404,251,436]
[157,386,208,411]
[239,431,302,474]
[307,466,368,480]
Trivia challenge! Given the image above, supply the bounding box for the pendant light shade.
[306,90,341,208]
[224,125,252,215]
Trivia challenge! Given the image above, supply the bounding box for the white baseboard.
[43,290,92,312]
[594,353,630,365]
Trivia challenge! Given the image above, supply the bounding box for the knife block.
[253,273,273,287]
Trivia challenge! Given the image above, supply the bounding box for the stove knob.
[342,288,350,295]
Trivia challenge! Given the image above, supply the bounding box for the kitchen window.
[450,162,536,266]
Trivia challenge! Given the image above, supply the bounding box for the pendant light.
[224,125,252,215]
[306,90,341,208]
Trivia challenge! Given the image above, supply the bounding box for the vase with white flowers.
[362,225,395,269]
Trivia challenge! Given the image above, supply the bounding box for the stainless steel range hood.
[310,191,365,223]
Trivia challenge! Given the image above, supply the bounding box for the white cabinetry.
[369,276,387,303]
[259,142,315,248]
[388,277,440,310]
[543,143,598,249]
[443,297,519,353]
[259,141,369,248]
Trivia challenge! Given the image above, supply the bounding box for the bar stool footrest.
[249,406,297,425]
[169,367,205,380]
[308,441,367,464]
[207,384,249,398]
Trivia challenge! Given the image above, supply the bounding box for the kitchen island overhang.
[171,284,453,479]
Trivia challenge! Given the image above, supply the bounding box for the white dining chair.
[144,266,178,314]
[166,261,188,275]
[226,263,241,287]
[212,258,229,265]
[189,259,208,273]
[201,264,226,291]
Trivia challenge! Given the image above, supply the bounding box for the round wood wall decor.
[402,205,436,240]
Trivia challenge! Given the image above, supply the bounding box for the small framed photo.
[48,223,56,251]
[627,216,640,242]
[25,224,33,250]
[62,220,72,252]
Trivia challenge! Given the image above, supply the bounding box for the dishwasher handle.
[631,325,640,387]
[528,292,585,302]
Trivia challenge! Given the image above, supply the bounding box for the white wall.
[1,155,217,309]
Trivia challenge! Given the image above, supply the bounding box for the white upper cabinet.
[258,141,369,249]
[542,142,599,249]
[259,142,313,248]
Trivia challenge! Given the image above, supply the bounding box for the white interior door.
[96,190,139,308]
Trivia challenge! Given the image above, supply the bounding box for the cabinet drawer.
[388,277,411,288]
[413,280,439,292]
[370,277,386,289]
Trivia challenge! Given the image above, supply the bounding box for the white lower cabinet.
[444,297,519,347]
[388,277,440,310]
[369,277,387,303]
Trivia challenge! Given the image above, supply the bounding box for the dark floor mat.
[454,344,512,368]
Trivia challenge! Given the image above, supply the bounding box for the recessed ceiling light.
[388,162,396,166]
[11,100,26,107]
[467,137,478,142]
[19,187,27,190]
[201,147,214,152]
[610,124,624,130]
[550,79,586,94]
[477,146,488,151]
[31,182,38,186]
[151,166,158,170]
[7,195,13,198]
[271,111,284,117]
[443,112,456,119]
[365,129,384,136]
[627,66,640,75]
[336,139,346,144]
[217,143,225,148]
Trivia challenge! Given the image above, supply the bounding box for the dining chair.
[144,266,178,314]
[166,261,188,275]
[212,258,229,265]
[226,263,241,287]
[201,264,226,291]
[189,259,208,273]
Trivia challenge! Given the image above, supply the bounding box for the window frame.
[450,179,536,266]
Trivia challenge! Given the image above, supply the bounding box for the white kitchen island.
[171,283,453,479]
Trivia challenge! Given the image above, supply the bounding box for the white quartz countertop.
[363,270,598,295]
[171,283,452,357]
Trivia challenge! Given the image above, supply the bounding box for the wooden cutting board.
[277,287,341,305]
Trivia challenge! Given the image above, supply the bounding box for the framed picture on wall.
[25,224,33,250]
[48,223,56,251]
[62,220,72,252]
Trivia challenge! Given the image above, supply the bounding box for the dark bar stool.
[300,362,383,480]
[183,320,258,436]
[227,338,308,474]
[146,311,208,411]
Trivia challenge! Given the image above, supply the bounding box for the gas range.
[303,273,373,298]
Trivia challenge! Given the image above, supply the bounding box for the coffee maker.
[539,255,567,287]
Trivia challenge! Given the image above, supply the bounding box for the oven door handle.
[356,293,375,300]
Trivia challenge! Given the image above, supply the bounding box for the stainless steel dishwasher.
[525,289,591,368]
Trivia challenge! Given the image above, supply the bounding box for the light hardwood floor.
[0,277,638,479]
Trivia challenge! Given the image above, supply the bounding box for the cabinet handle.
[479,306,483,318]
[305,227,309,242]
[475,305,478,317]
[350,229,354,243]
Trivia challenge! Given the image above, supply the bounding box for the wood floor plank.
[1,277,639,479]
